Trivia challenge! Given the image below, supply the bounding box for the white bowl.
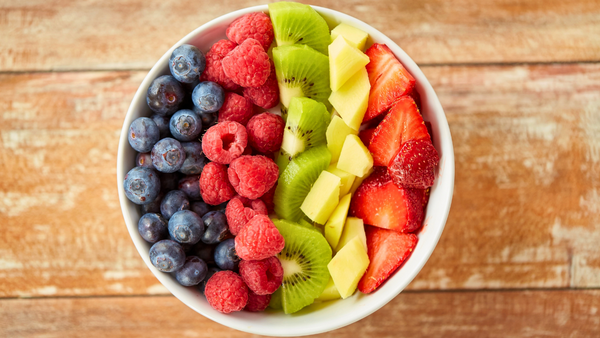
[117,4,454,336]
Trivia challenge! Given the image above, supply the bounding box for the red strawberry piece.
[424,120,433,144]
[408,87,422,112]
[368,96,430,167]
[222,39,271,88]
[357,225,418,294]
[364,43,415,123]
[200,39,240,91]
[226,12,274,51]
[235,215,285,261]
[218,92,255,126]
[358,128,376,147]
[388,139,439,189]
[225,195,268,236]
[243,61,280,109]
[349,167,424,233]
[422,187,430,213]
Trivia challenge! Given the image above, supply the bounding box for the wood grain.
[2,290,599,337]
[1,0,599,72]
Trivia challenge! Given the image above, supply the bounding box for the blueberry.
[190,242,216,265]
[169,109,202,142]
[160,190,190,220]
[147,75,185,116]
[178,175,201,200]
[201,211,230,244]
[168,210,204,245]
[138,213,168,243]
[123,167,160,205]
[151,114,171,139]
[141,191,164,214]
[135,152,153,169]
[149,240,185,272]
[151,138,186,173]
[212,201,228,212]
[175,256,208,286]
[190,201,210,218]
[214,238,240,271]
[193,106,218,130]
[128,117,160,153]
[179,141,207,175]
[169,44,206,84]
[192,81,224,113]
[170,235,194,253]
[160,172,181,191]
[198,267,221,294]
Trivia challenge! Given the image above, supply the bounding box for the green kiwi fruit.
[274,145,331,222]
[272,219,332,314]
[298,217,324,235]
[268,287,283,310]
[268,2,330,55]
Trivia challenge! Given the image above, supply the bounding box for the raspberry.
[200,39,240,91]
[245,290,271,312]
[204,271,248,314]
[243,62,279,109]
[225,195,268,236]
[202,121,248,164]
[199,162,235,205]
[260,183,277,214]
[235,215,284,260]
[226,12,274,51]
[222,39,271,88]
[228,155,278,199]
[218,92,255,126]
[239,256,284,295]
[246,112,285,154]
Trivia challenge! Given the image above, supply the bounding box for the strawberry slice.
[358,225,418,294]
[349,167,424,233]
[388,139,440,189]
[363,44,415,123]
[358,128,376,147]
[368,96,430,167]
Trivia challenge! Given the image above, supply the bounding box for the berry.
[128,117,160,153]
[147,75,185,116]
[123,167,160,205]
[199,162,235,205]
[175,256,208,286]
[260,183,277,214]
[235,215,284,261]
[200,39,240,91]
[226,12,274,51]
[228,155,278,200]
[389,139,439,189]
[225,195,268,236]
[212,201,229,212]
[205,271,248,313]
[149,239,185,272]
[201,210,231,244]
[202,121,248,164]
[178,175,201,200]
[138,213,168,243]
[190,201,210,217]
[198,267,221,294]
[168,210,204,245]
[243,61,279,109]
[218,92,254,126]
[170,235,194,253]
[141,191,164,214]
[214,238,240,271]
[159,172,181,191]
[169,44,206,84]
[358,128,376,148]
[179,141,206,175]
[245,291,271,312]
[190,242,216,265]
[169,109,203,142]
[246,113,284,154]
[151,114,171,139]
[135,152,153,169]
[160,190,190,220]
[358,226,418,294]
[222,39,271,88]
[239,256,283,295]
[192,81,225,113]
[193,106,217,131]
[151,138,186,173]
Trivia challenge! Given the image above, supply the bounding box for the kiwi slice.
[274,145,331,222]
[268,2,330,55]
[268,287,283,310]
[272,44,332,117]
[273,219,332,314]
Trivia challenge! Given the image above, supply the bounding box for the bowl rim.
[117,4,455,336]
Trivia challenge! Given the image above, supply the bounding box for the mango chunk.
[329,35,370,91]
[335,217,367,253]
[316,277,341,301]
[327,163,356,197]
[301,171,341,224]
[327,236,370,299]
[328,67,370,131]
[324,193,352,249]
[331,23,369,51]
[337,135,373,177]
[326,116,357,163]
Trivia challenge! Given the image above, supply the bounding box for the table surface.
[1,0,600,337]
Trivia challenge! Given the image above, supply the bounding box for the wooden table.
[1,0,599,336]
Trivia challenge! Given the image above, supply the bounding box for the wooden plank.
[1,64,599,297]
[0,0,599,71]
[1,290,599,337]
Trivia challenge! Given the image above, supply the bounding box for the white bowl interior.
[117,5,455,336]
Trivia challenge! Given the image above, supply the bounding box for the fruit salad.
[123,1,439,315]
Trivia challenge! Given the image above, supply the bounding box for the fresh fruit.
[358,226,418,293]
[228,155,279,199]
[335,217,366,253]
[128,117,160,153]
[326,163,355,197]
[169,109,202,142]
[358,127,376,147]
[146,75,185,116]
[123,167,161,205]
[149,239,186,272]
[225,195,268,236]
[198,267,222,294]
[235,215,285,260]
[169,44,206,84]
[151,114,171,139]
[175,256,208,286]
[160,190,190,220]
[245,291,271,312]
[200,39,240,91]
[328,236,369,299]
[217,92,254,126]
[178,175,201,202]
[349,168,373,194]
[272,219,332,314]
[239,257,284,295]
[199,162,235,205]
[192,81,225,113]
[151,137,186,173]
[205,271,249,314]
[159,172,180,191]
[268,288,283,310]
[368,96,430,167]
[324,193,351,249]
[329,35,370,91]
[349,167,424,233]
[364,43,416,122]
[201,211,230,244]
[274,145,331,222]
[138,213,168,243]
[337,134,373,177]
[330,23,369,51]
[202,121,248,165]
[179,142,206,175]
[190,201,210,218]
[389,139,440,189]
[272,44,331,114]
[141,191,164,214]
[261,183,277,214]
[268,2,330,55]
[168,210,204,245]
[190,241,216,265]
[226,12,274,50]
[328,68,370,131]
[243,63,280,109]
[301,171,341,224]
[222,38,271,88]
[325,116,357,163]
[316,277,341,301]
[214,238,240,271]
[246,112,285,154]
